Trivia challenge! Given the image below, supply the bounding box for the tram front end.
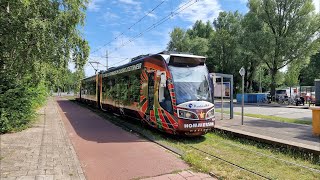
[168,55,215,136]
[176,101,215,136]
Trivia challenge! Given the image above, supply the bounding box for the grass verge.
[216,109,311,125]
[67,98,320,179]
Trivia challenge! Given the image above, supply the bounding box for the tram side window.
[90,80,96,95]
[109,78,116,99]
[134,74,140,102]
[128,73,141,102]
[103,77,107,93]
[101,77,107,98]
[159,81,173,114]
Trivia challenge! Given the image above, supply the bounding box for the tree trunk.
[270,68,277,99]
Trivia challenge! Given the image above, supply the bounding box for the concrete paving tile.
[179,171,194,178]
[192,173,211,179]
[186,176,202,180]
[0,177,18,180]
[79,173,86,180]
[16,176,36,180]
[9,171,28,177]
[167,174,186,180]
[35,175,54,180]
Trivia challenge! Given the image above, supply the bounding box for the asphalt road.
[215,102,312,121]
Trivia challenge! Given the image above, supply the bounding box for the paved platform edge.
[214,125,320,155]
[53,99,87,180]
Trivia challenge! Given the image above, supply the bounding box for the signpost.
[239,67,245,125]
[221,77,224,120]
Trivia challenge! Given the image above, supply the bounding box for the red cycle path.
[55,98,188,180]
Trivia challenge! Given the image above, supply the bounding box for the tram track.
[70,99,320,180]
[107,114,272,179]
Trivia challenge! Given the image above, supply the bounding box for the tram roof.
[96,52,206,77]
[82,74,97,81]
[158,53,206,64]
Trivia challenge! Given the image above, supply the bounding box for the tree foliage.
[299,52,320,86]
[167,20,213,56]
[208,11,245,90]
[0,0,89,133]
[246,0,320,95]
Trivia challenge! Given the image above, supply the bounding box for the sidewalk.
[215,114,320,154]
[215,100,310,109]
[240,102,311,109]
[0,98,85,180]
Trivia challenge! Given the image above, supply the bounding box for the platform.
[215,114,320,155]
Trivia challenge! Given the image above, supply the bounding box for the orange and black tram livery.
[78,52,215,136]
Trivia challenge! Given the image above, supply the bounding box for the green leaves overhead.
[0,0,89,133]
[247,0,320,95]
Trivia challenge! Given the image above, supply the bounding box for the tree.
[241,11,266,92]
[299,52,320,86]
[284,59,306,87]
[207,11,244,90]
[247,0,320,96]
[186,20,214,39]
[167,28,189,52]
[167,21,213,56]
[0,0,89,133]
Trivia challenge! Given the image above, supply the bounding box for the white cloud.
[118,0,142,15]
[313,0,320,13]
[178,0,222,23]
[87,0,104,12]
[118,0,140,5]
[146,12,157,19]
[102,11,120,22]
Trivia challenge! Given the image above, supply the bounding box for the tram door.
[147,72,155,116]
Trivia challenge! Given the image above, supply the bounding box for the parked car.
[275,90,288,102]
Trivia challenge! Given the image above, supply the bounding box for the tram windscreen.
[169,65,211,105]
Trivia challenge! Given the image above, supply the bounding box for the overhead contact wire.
[90,0,166,55]
[107,0,198,67]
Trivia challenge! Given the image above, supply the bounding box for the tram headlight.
[206,108,215,119]
[178,109,199,120]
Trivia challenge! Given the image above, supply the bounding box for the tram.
[78,51,215,136]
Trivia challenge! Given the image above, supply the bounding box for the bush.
[0,82,48,134]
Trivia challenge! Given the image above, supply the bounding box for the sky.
[74,0,320,77]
